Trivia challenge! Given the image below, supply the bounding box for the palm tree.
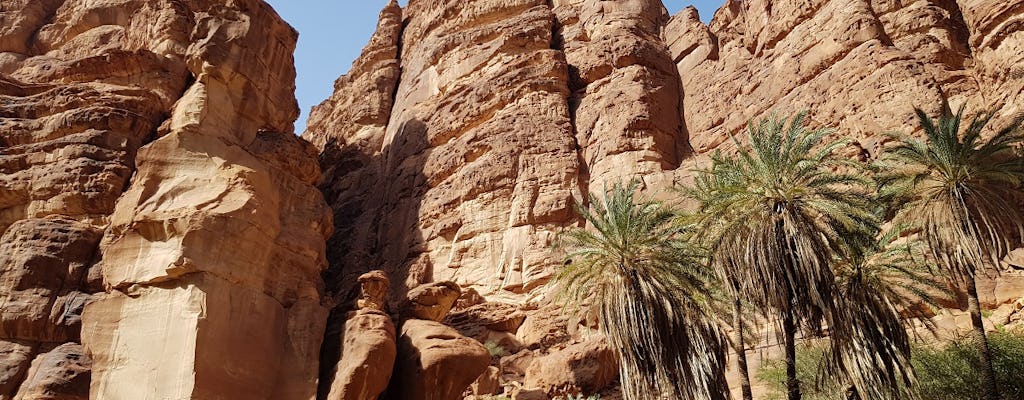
[684,189,757,400]
[877,104,1024,400]
[555,180,730,400]
[834,224,949,334]
[727,283,756,400]
[829,224,948,399]
[690,113,878,400]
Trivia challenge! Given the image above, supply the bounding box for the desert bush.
[913,330,1024,400]
[758,330,1024,400]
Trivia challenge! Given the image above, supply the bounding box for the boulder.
[523,339,618,397]
[469,366,501,397]
[403,282,462,322]
[0,341,35,399]
[325,310,396,400]
[389,319,490,400]
[324,271,397,400]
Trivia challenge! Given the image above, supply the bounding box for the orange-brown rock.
[323,271,396,400]
[446,302,527,344]
[305,0,582,305]
[0,218,99,344]
[470,366,502,397]
[522,338,618,397]
[0,0,329,398]
[12,343,89,400]
[325,310,396,400]
[0,340,34,399]
[75,0,332,398]
[553,0,687,190]
[4,0,1024,397]
[403,281,462,322]
[389,319,490,400]
[0,0,195,393]
[304,0,404,301]
[307,0,1024,396]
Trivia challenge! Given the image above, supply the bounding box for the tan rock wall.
[80,0,332,398]
[554,0,687,190]
[309,0,1024,397]
[306,0,582,304]
[0,0,190,396]
[3,0,1024,398]
[1,0,330,399]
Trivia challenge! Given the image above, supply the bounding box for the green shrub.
[913,330,1024,400]
[757,331,1024,400]
[483,341,507,357]
[756,344,845,400]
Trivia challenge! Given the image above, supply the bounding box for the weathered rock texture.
[307,0,1024,398]
[305,0,581,305]
[1,0,330,399]
[306,0,1023,311]
[322,271,396,400]
[4,0,1024,398]
[390,319,490,400]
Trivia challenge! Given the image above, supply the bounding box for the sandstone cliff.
[306,0,1024,318]
[306,0,1024,397]
[0,0,330,399]
[2,0,1024,399]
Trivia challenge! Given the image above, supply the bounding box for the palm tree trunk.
[966,277,1000,400]
[734,299,753,400]
[783,307,801,400]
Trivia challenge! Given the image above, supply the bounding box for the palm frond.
[879,105,1024,285]
[555,180,730,400]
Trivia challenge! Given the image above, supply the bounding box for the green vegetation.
[689,112,901,400]
[759,331,1024,400]
[554,105,1024,400]
[878,104,1024,400]
[554,180,729,400]
[758,344,846,400]
[483,341,507,357]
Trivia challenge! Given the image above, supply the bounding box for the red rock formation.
[390,319,490,400]
[305,0,582,305]
[324,272,396,400]
[307,0,1024,397]
[1,0,330,399]
[3,0,1024,398]
[554,0,688,190]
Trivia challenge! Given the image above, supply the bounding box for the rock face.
[305,0,1024,313]
[323,271,397,400]
[390,319,490,400]
[304,0,582,305]
[522,338,618,397]
[666,0,1024,156]
[4,0,1024,398]
[1,0,330,399]
[387,281,490,400]
[403,281,462,321]
[307,0,1024,398]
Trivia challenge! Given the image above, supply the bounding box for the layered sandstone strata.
[0,0,331,399]
[2,0,1024,398]
[304,0,587,331]
[309,0,1024,397]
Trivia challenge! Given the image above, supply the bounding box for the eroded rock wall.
[0,0,331,399]
[3,0,1024,398]
[310,0,1024,397]
[305,0,583,303]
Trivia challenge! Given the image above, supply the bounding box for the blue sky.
[266,0,721,133]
